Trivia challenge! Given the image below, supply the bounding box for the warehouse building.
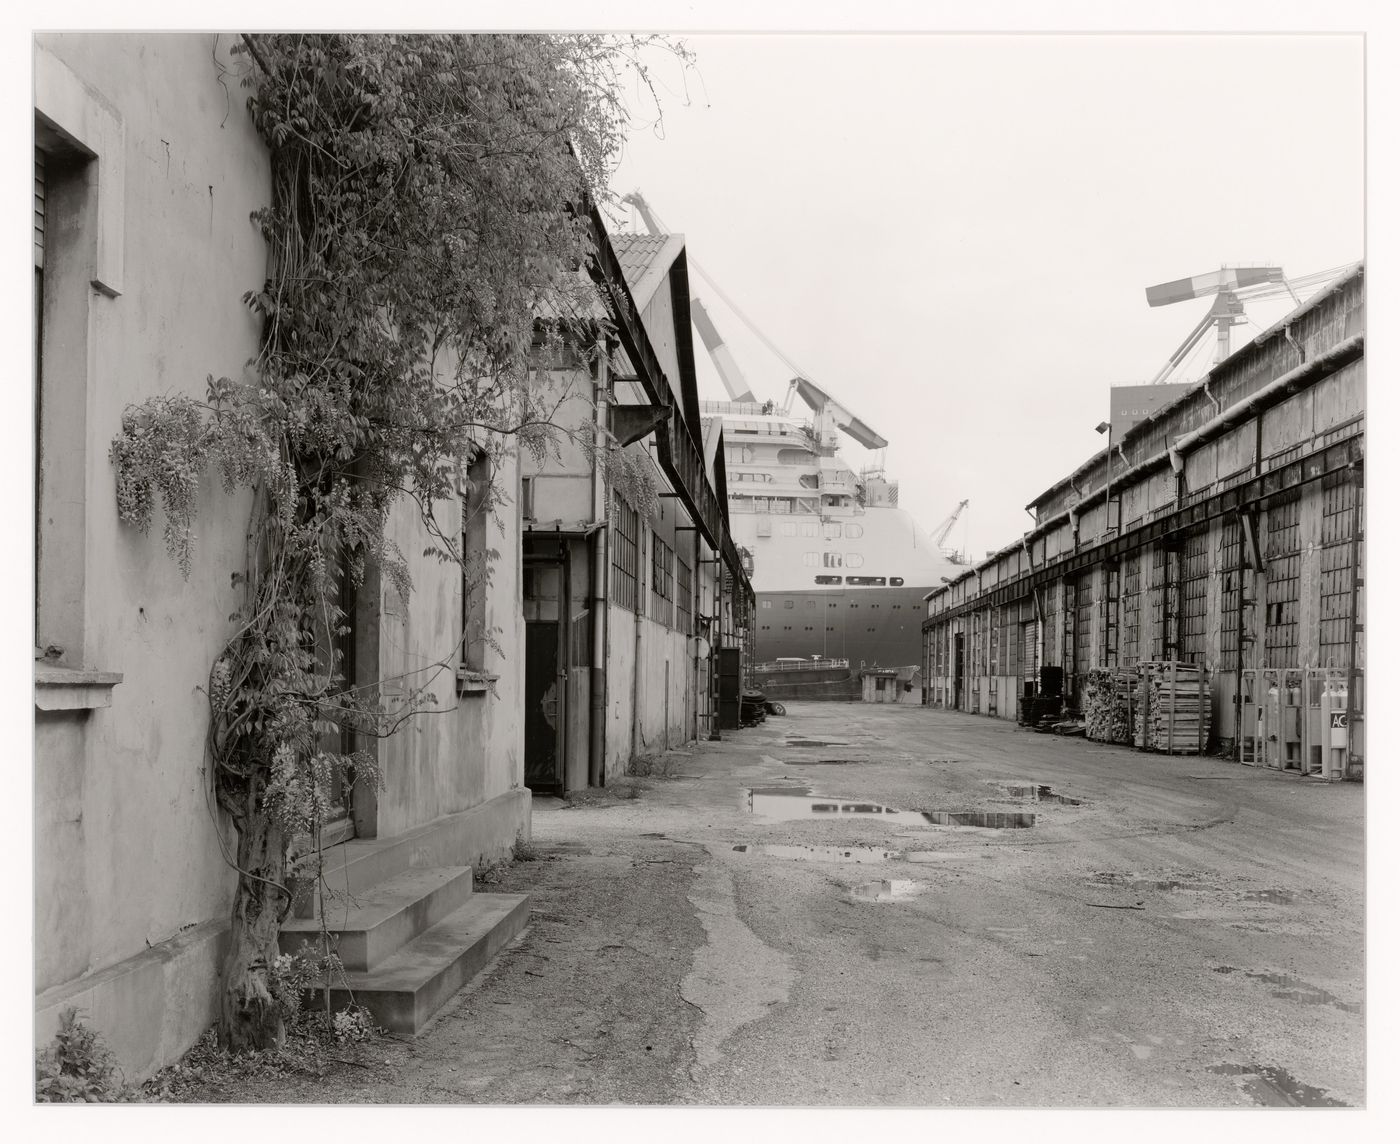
[922,265,1364,779]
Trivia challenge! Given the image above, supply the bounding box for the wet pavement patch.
[1212,967,1361,1014]
[786,758,867,765]
[1208,1063,1349,1107]
[1091,873,1210,893]
[786,740,843,748]
[733,843,902,863]
[1240,888,1297,904]
[851,879,920,902]
[745,788,1034,828]
[995,783,1082,805]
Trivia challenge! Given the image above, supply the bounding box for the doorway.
[953,632,965,710]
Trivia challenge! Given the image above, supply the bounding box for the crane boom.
[622,191,756,403]
[933,500,969,547]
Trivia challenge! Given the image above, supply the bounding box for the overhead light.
[1095,421,1111,435]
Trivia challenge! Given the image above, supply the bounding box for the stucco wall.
[375,453,527,839]
[35,33,269,994]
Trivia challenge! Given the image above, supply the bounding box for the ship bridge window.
[776,448,808,465]
[891,577,904,587]
[780,521,797,536]
[846,553,865,568]
[844,523,864,539]
[802,552,818,567]
[801,522,818,537]
[822,552,843,568]
[845,576,888,587]
[799,474,819,489]
[814,575,842,585]
[822,522,842,539]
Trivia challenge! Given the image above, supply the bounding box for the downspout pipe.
[588,360,609,788]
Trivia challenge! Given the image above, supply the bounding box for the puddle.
[1092,873,1210,893]
[786,740,843,748]
[996,783,1082,806]
[923,811,1035,828]
[1240,888,1297,904]
[788,758,866,766]
[851,879,920,902]
[732,843,901,864]
[746,789,1034,828]
[1213,967,1361,1014]
[1209,1063,1349,1107]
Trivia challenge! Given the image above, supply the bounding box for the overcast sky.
[607,33,1364,558]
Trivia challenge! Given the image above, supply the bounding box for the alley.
[190,701,1364,1107]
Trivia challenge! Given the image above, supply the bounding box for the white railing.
[752,657,850,674]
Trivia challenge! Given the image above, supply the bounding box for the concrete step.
[302,892,531,1034]
[279,866,475,971]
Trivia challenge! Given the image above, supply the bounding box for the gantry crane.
[1144,264,1354,385]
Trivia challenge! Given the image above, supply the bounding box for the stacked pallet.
[1083,668,1138,744]
[1137,661,1211,753]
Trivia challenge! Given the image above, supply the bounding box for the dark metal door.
[953,633,965,710]
[717,647,741,730]
[525,621,561,791]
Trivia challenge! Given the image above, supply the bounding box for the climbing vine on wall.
[108,32,689,1052]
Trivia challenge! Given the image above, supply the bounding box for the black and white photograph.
[16,0,1393,1128]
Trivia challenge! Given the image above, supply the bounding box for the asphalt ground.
[171,700,1366,1109]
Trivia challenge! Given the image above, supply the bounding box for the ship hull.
[754,583,930,670]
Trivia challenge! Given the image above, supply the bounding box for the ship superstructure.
[702,381,962,669]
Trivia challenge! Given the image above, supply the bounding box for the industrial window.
[761,600,772,609]
[1178,528,1210,665]
[676,554,693,636]
[1101,564,1120,668]
[1121,555,1142,665]
[1218,517,1242,671]
[460,451,492,672]
[1319,473,1357,668]
[1073,576,1093,680]
[1265,494,1301,668]
[784,600,795,609]
[1149,546,1179,661]
[650,534,674,627]
[610,491,639,611]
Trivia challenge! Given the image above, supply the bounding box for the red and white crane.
[1144,263,1356,385]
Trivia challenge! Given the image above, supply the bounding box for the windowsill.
[456,668,498,697]
[35,664,123,711]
